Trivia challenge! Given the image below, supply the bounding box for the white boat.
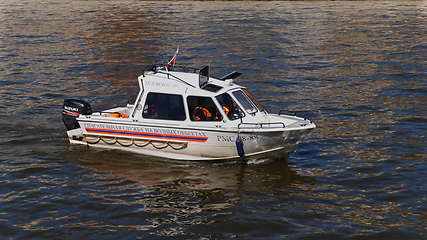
[62,51,315,161]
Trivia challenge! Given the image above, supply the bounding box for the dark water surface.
[1,1,426,239]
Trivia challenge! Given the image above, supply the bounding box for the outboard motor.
[62,99,92,130]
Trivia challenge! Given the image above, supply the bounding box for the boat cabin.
[94,66,268,129]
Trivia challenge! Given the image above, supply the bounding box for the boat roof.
[141,67,245,96]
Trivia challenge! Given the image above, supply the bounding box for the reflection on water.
[0,0,426,239]
[57,148,313,236]
[78,149,310,191]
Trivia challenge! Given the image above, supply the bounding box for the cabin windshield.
[215,93,245,120]
[241,89,267,113]
[232,90,258,114]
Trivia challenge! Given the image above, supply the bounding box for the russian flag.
[166,47,179,68]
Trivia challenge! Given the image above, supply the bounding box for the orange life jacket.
[193,106,212,120]
[107,112,128,118]
[222,106,230,115]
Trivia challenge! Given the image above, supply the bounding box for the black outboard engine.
[62,99,92,130]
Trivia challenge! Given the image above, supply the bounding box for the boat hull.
[67,121,314,161]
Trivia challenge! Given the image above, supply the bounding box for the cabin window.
[232,90,258,114]
[187,96,222,121]
[215,93,245,120]
[142,92,186,121]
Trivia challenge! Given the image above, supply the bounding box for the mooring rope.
[168,142,188,150]
[85,135,188,150]
[86,136,100,144]
[134,139,150,147]
[100,137,117,145]
[150,141,169,149]
[117,138,133,147]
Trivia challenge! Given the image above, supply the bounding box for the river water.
[1,1,426,239]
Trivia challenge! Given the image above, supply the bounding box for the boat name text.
[83,123,207,137]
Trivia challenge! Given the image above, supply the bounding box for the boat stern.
[66,128,86,145]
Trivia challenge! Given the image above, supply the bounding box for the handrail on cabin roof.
[144,64,205,89]
[154,71,197,88]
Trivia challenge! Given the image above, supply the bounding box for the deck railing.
[238,122,286,129]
